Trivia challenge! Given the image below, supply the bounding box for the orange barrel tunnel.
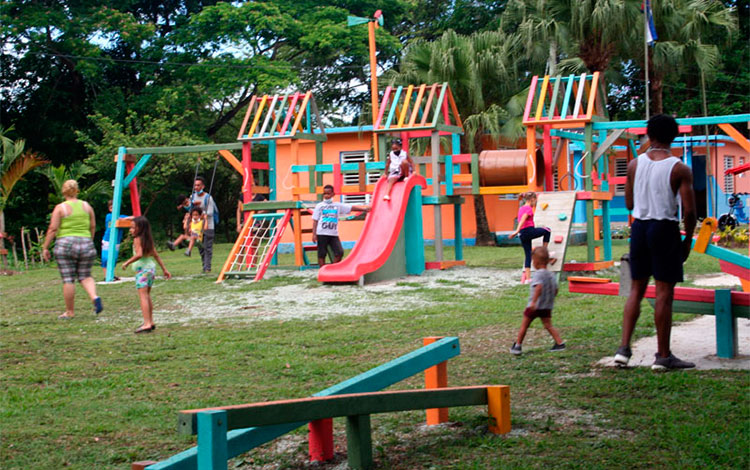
[478,148,544,187]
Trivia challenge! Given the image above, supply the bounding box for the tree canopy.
[1,0,747,239]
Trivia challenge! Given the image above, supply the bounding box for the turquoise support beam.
[384,86,403,129]
[122,154,152,188]
[404,187,425,275]
[560,74,575,119]
[714,289,736,359]
[146,337,460,470]
[197,411,228,470]
[592,113,750,130]
[453,203,463,261]
[444,154,453,196]
[106,147,127,282]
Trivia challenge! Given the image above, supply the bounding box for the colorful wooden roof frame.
[373,83,464,134]
[523,72,608,128]
[237,91,327,142]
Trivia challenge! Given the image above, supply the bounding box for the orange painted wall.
[267,130,552,245]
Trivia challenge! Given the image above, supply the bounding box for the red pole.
[308,418,334,461]
[125,161,142,216]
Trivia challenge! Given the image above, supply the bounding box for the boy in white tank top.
[614,115,697,370]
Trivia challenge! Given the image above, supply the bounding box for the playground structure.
[105,71,749,284]
[131,337,512,470]
[568,218,750,359]
[223,79,615,283]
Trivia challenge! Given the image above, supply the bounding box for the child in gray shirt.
[510,246,565,355]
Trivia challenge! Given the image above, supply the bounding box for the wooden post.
[197,410,228,470]
[125,160,142,217]
[368,20,379,162]
[487,385,511,434]
[308,418,334,462]
[21,227,28,270]
[584,124,596,262]
[346,414,373,470]
[423,337,448,425]
[453,203,463,261]
[715,289,736,359]
[431,131,443,262]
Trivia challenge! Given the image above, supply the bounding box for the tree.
[0,128,49,264]
[390,29,523,245]
[42,162,111,207]
[501,0,570,75]
[647,0,738,114]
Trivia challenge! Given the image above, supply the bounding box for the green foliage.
[717,225,749,247]
[41,162,111,207]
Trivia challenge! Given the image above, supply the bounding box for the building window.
[614,158,628,195]
[724,156,735,193]
[340,151,378,204]
[739,157,745,178]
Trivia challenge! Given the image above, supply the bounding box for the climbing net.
[225,213,284,278]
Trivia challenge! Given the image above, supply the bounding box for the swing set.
[104,142,272,282]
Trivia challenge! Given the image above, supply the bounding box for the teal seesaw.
[133,337,511,470]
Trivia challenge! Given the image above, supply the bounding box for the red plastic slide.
[318,173,426,283]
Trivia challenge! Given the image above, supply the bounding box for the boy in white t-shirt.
[383,138,414,201]
[312,185,370,266]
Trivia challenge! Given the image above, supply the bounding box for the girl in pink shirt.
[508,192,553,282]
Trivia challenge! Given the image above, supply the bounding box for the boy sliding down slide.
[383,138,414,201]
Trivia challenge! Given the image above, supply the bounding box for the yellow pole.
[368,20,380,161]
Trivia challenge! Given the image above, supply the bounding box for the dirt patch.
[156,267,519,325]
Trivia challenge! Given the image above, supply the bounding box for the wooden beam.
[718,123,750,152]
[179,386,503,434]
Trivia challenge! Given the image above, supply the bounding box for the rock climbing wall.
[531,191,578,273]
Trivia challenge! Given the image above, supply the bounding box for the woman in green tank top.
[42,180,103,319]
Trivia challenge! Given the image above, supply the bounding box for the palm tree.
[501,0,570,75]
[389,30,523,245]
[0,127,50,265]
[42,161,111,206]
[647,0,737,113]
[558,0,643,74]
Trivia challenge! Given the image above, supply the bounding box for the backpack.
[191,193,219,227]
[208,195,220,226]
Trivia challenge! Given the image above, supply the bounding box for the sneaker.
[652,353,695,371]
[509,343,522,355]
[93,297,103,315]
[167,241,175,251]
[613,346,632,366]
[184,250,191,257]
[550,342,566,352]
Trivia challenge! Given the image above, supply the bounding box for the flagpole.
[644,2,650,120]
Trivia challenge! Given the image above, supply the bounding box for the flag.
[643,0,658,46]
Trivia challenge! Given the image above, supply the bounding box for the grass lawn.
[1,244,748,469]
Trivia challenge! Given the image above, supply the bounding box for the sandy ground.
[598,315,750,370]
[164,266,520,324]
[595,271,750,370]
